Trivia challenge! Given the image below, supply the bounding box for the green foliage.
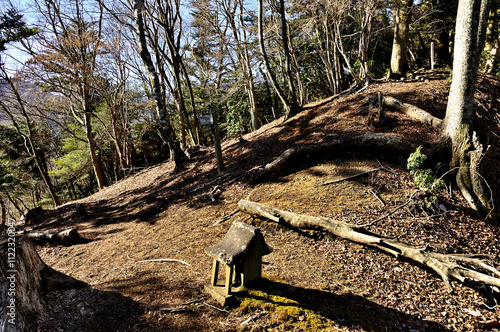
[407,146,445,193]
[0,159,18,189]
[224,98,247,136]
[494,63,500,76]
[0,125,33,190]
[407,146,427,170]
[49,125,91,180]
[0,8,38,52]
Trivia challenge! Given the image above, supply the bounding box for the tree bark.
[83,110,107,190]
[442,0,495,221]
[389,0,413,79]
[279,0,301,120]
[357,1,376,82]
[0,195,6,226]
[382,96,442,128]
[238,200,500,291]
[0,235,87,331]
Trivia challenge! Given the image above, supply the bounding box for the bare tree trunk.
[288,24,306,105]
[132,0,185,170]
[180,58,201,145]
[225,0,260,131]
[152,0,191,149]
[110,107,128,170]
[258,0,301,121]
[389,0,413,79]
[83,110,107,190]
[318,19,345,95]
[279,0,301,119]
[357,1,376,82]
[442,0,495,222]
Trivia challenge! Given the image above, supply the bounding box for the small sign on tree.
[198,115,213,126]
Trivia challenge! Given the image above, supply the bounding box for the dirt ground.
[22,70,500,331]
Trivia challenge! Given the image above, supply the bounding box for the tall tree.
[131,0,186,170]
[146,0,192,149]
[389,0,413,79]
[442,0,495,220]
[26,0,108,189]
[0,70,61,206]
[258,0,302,121]
[222,0,260,131]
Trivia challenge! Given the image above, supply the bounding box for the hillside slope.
[29,71,500,331]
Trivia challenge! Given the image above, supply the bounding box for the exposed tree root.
[251,133,417,184]
[238,200,500,292]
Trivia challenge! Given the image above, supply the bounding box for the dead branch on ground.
[24,228,80,244]
[135,258,191,266]
[238,199,500,292]
[381,95,443,128]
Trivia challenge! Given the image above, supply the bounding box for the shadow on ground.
[35,286,147,332]
[238,278,447,332]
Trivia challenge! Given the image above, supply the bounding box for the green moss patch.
[235,277,340,331]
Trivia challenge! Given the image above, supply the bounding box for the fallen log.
[24,229,80,245]
[238,199,500,292]
[381,95,442,128]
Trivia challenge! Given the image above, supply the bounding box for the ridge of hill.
[28,71,500,331]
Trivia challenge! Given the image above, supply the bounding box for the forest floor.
[26,69,500,331]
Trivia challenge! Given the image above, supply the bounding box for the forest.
[0,0,497,220]
[1,0,500,330]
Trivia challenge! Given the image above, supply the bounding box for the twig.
[180,298,206,306]
[203,302,230,313]
[159,298,206,313]
[359,190,419,227]
[240,311,267,325]
[136,258,191,266]
[321,167,383,186]
[159,306,189,313]
[375,159,397,174]
[211,210,239,227]
[370,189,385,206]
